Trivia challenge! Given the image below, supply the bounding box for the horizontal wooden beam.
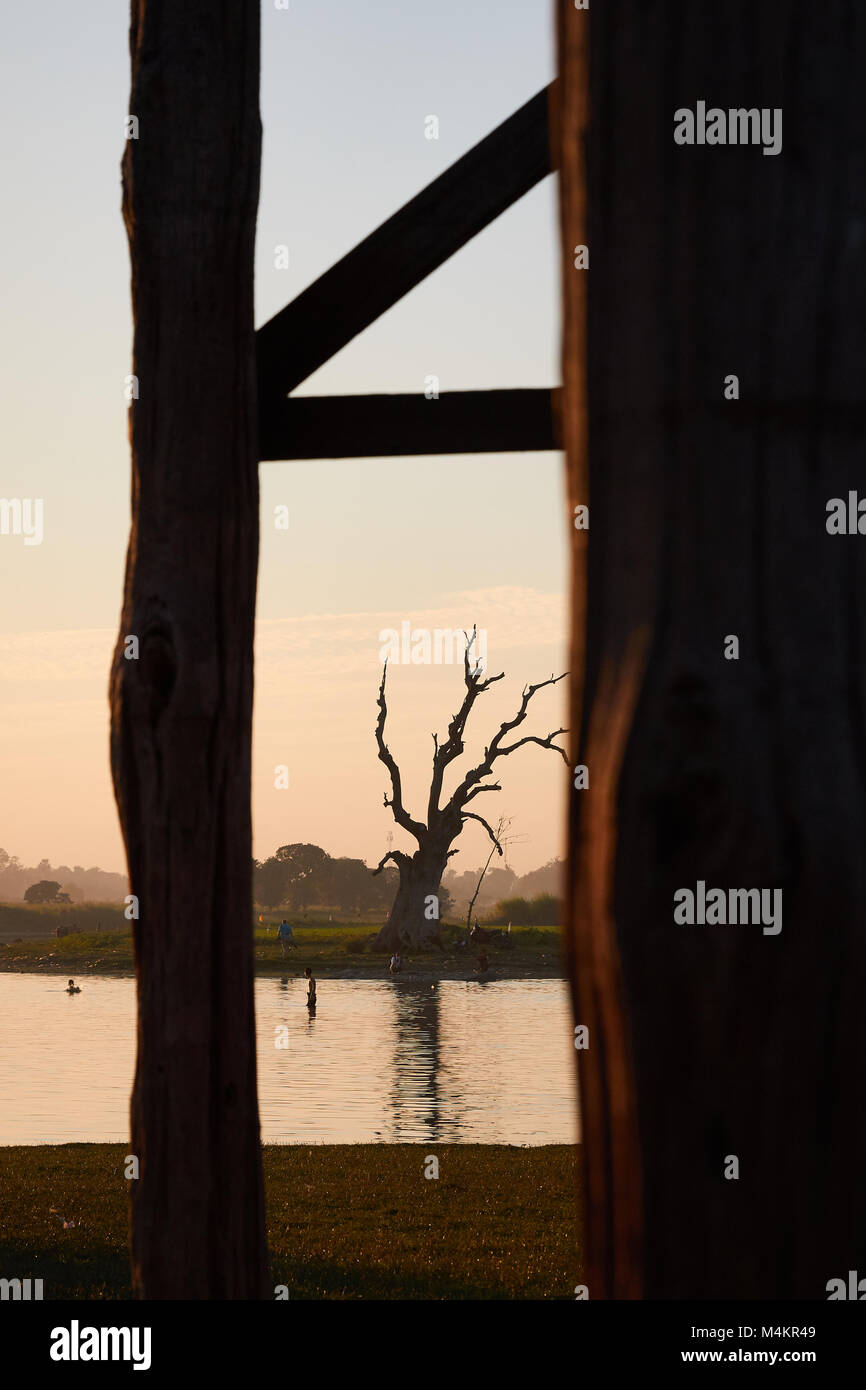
[258,390,558,460]
[256,84,556,400]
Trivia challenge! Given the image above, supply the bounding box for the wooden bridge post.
[111,1,268,1298]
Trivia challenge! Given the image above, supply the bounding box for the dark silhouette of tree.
[23,880,63,904]
[372,628,566,949]
[253,856,290,910]
[325,855,399,915]
[273,844,330,910]
[558,0,866,1299]
[109,1,267,1298]
[253,845,400,915]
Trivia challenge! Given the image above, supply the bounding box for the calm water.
[0,974,579,1146]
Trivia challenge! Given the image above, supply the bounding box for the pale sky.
[0,1,567,878]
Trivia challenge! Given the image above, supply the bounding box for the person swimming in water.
[304,967,317,1012]
[66,979,80,994]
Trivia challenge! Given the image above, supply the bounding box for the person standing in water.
[304,967,317,1012]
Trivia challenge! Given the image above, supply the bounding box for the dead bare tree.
[372,628,567,949]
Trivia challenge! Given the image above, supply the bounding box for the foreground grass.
[0,922,563,979]
[0,1143,582,1299]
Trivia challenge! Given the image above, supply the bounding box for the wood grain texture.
[558,0,645,1303]
[110,0,268,1298]
[560,0,866,1298]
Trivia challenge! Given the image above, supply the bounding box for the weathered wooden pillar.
[110,1,267,1297]
[559,1,866,1298]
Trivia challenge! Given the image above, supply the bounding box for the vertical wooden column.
[559,1,866,1297]
[110,1,268,1297]
[557,0,644,1302]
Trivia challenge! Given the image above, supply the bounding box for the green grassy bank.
[0,920,563,979]
[0,902,129,940]
[0,1143,582,1299]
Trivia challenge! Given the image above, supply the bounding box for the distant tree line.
[0,842,562,922]
[0,849,129,904]
[252,844,564,921]
[252,843,450,917]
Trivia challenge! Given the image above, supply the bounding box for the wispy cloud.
[0,587,566,692]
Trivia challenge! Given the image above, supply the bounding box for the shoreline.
[0,957,563,982]
[0,922,563,982]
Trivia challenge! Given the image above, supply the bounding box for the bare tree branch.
[461,811,506,853]
[372,849,410,876]
[496,730,569,763]
[450,671,569,806]
[462,780,502,803]
[427,625,505,822]
[376,663,427,843]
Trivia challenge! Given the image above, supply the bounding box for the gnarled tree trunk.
[376,843,451,951]
[110,1,267,1298]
